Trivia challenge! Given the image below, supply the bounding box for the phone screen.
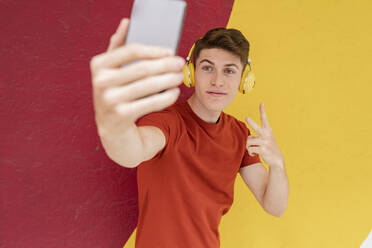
[125,0,187,53]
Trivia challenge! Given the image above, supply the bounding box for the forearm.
[262,163,289,217]
[99,123,145,168]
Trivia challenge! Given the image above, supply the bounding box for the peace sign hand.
[245,103,284,169]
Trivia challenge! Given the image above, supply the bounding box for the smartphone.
[125,0,187,53]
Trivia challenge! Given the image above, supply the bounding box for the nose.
[210,71,224,87]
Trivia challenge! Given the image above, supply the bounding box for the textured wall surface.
[0,0,233,247]
[219,0,372,247]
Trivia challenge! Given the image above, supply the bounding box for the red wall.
[0,1,233,247]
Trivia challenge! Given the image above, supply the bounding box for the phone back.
[125,0,187,53]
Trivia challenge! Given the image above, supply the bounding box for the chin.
[203,99,227,112]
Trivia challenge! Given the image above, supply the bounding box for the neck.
[187,94,221,124]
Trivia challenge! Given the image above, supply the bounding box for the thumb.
[107,18,130,52]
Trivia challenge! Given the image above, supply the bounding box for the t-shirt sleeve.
[238,120,261,168]
[240,149,261,168]
[135,108,176,161]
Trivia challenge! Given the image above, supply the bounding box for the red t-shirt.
[135,100,260,248]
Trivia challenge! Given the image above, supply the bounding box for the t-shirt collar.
[183,100,224,130]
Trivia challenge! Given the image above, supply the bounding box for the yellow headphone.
[182,43,256,94]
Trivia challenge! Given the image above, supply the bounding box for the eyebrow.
[199,59,240,69]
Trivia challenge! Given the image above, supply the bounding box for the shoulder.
[136,102,183,152]
[222,112,250,136]
[222,112,246,129]
[136,102,181,124]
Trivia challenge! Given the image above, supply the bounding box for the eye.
[202,66,212,72]
[225,68,235,74]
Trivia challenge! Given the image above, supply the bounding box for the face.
[193,48,244,112]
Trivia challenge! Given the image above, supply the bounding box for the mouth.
[206,91,227,97]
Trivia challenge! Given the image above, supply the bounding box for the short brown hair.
[192,27,250,69]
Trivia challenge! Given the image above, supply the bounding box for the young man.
[90,18,289,248]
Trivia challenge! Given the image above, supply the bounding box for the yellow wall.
[221,0,372,247]
[125,0,372,247]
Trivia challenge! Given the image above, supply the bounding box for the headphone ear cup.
[182,64,191,87]
[183,62,195,87]
[239,66,255,94]
[245,72,255,93]
[189,62,195,87]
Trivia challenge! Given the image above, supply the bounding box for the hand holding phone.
[90,17,185,137]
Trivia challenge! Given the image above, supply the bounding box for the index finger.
[91,43,174,73]
[259,103,271,129]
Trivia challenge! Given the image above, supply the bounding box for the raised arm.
[90,18,185,168]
